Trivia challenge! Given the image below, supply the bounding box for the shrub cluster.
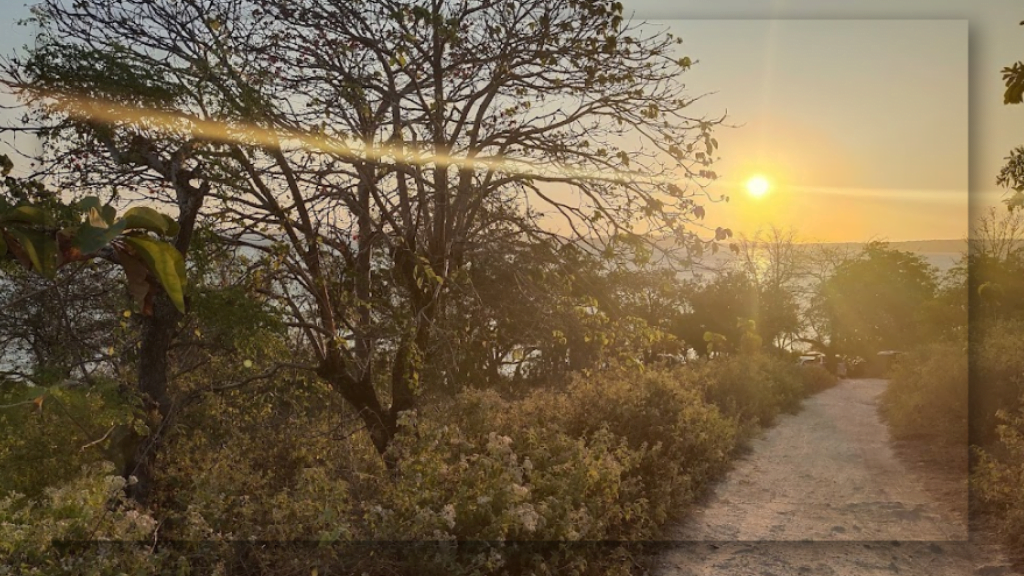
[972,320,1024,444]
[971,320,1024,559]
[880,340,968,444]
[799,364,839,396]
[1,355,811,575]
[974,409,1024,555]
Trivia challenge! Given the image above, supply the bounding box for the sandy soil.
[651,378,1018,576]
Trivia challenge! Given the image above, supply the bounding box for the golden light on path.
[746,175,771,198]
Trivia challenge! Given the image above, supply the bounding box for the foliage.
[809,241,937,359]
[0,461,165,576]
[0,156,185,314]
[672,271,758,357]
[971,319,1024,445]
[974,406,1024,555]
[880,341,967,445]
[1001,42,1024,210]
[1,355,814,575]
[0,378,143,498]
[969,209,1024,325]
[701,355,805,434]
[799,364,838,396]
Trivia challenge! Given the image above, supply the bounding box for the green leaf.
[1,206,51,226]
[1006,74,1024,105]
[73,219,127,254]
[77,196,103,213]
[6,228,58,278]
[115,246,154,314]
[122,206,180,237]
[76,198,117,224]
[101,205,117,225]
[124,236,187,313]
[86,207,109,229]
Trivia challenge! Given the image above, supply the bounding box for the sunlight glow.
[746,175,771,198]
[42,93,710,192]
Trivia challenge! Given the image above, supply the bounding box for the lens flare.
[42,93,707,191]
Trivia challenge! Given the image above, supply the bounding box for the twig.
[80,424,116,451]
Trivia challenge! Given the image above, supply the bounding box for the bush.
[974,407,1024,555]
[507,367,740,528]
[700,355,805,433]
[972,319,1024,559]
[972,319,1024,444]
[358,367,740,575]
[0,461,166,576]
[799,365,838,395]
[0,356,812,575]
[0,379,141,498]
[880,341,967,444]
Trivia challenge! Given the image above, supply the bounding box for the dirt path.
[651,378,1017,576]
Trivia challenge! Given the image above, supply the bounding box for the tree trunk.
[122,176,206,503]
[123,294,179,503]
[317,348,394,456]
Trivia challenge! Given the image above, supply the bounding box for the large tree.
[810,241,938,361]
[3,0,728,458]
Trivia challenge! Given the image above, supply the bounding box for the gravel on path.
[651,378,1016,576]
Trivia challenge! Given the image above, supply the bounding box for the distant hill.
[802,239,966,255]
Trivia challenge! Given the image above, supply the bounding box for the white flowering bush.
[0,461,165,575]
[0,357,809,576]
[349,364,743,574]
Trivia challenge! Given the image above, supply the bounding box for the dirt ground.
[650,378,1019,576]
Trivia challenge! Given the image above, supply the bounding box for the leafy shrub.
[799,365,838,395]
[0,461,167,575]
[972,319,1024,443]
[0,357,810,575]
[880,341,967,444]
[506,367,739,527]
[0,379,141,498]
[700,355,804,433]
[974,407,1024,554]
[971,320,1024,558]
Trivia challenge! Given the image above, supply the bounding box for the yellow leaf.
[123,310,132,318]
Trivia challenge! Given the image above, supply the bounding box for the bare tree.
[970,206,1024,262]
[2,0,729,459]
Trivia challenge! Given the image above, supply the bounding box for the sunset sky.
[662,19,967,243]
[0,0,1018,243]
[623,0,1020,243]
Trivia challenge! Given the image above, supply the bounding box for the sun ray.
[40,93,707,191]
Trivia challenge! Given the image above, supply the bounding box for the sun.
[746,175,771,198]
